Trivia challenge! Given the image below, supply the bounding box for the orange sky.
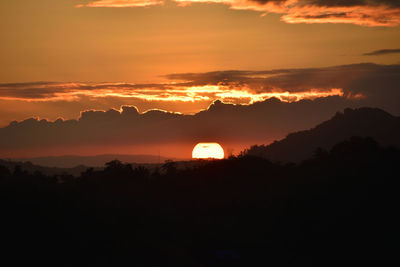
[0,0,399,158]
[1,0,399,83]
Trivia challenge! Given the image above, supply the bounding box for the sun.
[192,143,224,159]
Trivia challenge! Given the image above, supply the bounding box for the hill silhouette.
[245,107,400,162]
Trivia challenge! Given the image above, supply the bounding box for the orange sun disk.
[192,143,224,159]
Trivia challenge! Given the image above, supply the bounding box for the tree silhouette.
[0,136,399,266]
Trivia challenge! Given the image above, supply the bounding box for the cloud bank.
[0,63,399,158]
[77,0,400,26]
[0,96,364,158]
[164,63,400,115]
[1,63,399,121]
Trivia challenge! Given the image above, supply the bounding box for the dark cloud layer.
[304,0,400,8]
[363,49,400,56]
[0,96,364,157]
[0,63,399,157]
[1,63,399,113]
[166,63,400,114]
[250,0,390,6]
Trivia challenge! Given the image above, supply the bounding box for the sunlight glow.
[0,82,345,104]
[192,143,224,159]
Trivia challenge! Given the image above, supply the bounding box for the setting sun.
[192,143,224,159]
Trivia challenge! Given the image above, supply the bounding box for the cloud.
[0,96,365,158]
[76,0,163,8]
[1,63,399,115]
[277,0,400,26]
[363,49,400,56]
[77,0,400,26]
[1,61,399,157]
[164,63,400,115]
[0,81,343,104]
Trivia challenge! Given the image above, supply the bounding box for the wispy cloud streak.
[77,0,400,26]
[76,0,163,7]
[363,49,400,56]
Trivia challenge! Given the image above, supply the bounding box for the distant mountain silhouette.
[12,154,176,168]
[0,159,94,177]
[244,107,400,162]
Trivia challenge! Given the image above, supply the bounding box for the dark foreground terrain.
[1,137,400,266]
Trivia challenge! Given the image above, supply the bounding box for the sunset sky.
[0,0,399,158]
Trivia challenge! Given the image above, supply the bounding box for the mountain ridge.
[244,107,400,162]
[7,154,176,168]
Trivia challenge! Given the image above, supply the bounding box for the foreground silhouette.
[1,136,399,266]
[245,107,400,162]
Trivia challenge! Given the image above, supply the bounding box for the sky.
[0,0,399,158]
